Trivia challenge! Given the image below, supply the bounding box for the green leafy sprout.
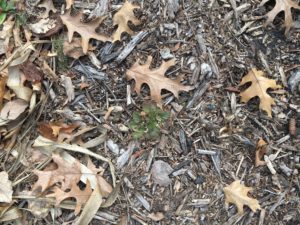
[52,37,69,72]
[0,0,15,24]
[130,104,170,140]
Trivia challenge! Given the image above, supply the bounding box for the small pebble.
[194,175,205,185]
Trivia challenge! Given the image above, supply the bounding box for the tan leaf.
[224,180,261,214]
[66,0,74,9]
[0,99,28,121]
[126,56,193,107]
[87,158,112,197]
[113,1,141,42]
[255,138,268,167]
[47,180,92,215]
[38,0,57,19]
[32,153,82,193]
[63,38,86,59]
[239,68,281,117]
[260,0,300,35]
[60,10,112,54]
[0,171,13,203]
[7,66,32,102]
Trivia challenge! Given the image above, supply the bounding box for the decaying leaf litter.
[0,0,299,224]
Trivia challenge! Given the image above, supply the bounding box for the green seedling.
[52,37,69,72]
[130,104,170,140]
[0,0,15,24]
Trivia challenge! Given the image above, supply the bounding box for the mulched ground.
[2,0,300,224]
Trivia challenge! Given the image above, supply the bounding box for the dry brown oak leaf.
[60,10,112,54]
[260,0,300,35]
[113,0,141,42]
[239,68,281,118]
[126,56,193,107]
[32,153,82,193]
[47,180,92,215]
[224,180,261,215]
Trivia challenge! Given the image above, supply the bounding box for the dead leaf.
[0,99,28,121]
[113,1,141,41]
[38,0,57,19]
[260,0,300,35]
[60,10,112,54]
[151,160,173,187]
[74,181,102,224]
[0,171,13,203]
[224,180,261,214]
[19,61,43,82]
[126,56,193,107]
[239,68,281,117]
[37,121,78,141]
[32,153,82,193]
[7,66,32,102]
[63,37,87,59]
[0,16,14,57]
[47,180,92,215]
[255,138,268,167]
[66,0,74,9]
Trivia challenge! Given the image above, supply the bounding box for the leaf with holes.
[239,68,281,117]
[126,56,193,107]
[112,0,141,41]
[60,10,112,54]
[224,180,261,214]
[260,0,300,35]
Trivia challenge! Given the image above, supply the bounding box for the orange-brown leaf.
[47,180,92,215]
[32,153,82,193]
[126,56,193,107]
[260,0,300,35]
[113,1,141,42]
[37,122,79,141]
[224,180,261,214]
[255,138,268,167]
[239,68,281,117]
[60,11,112,54]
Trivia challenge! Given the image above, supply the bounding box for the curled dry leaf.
[63,37,86,59]
[147,212,165,221]
[126,56,193,107]
[37,121,79,141]
[260,0,300,35]
[60,10,112,54]
[113,0,141,41]
[255,138,268,167]
[0,171,13,203]
[224,180,261,214]
[151,160,173,187]
[239,68,281,117]
[38,0,57,19]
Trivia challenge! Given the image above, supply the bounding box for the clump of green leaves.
[0,0,15,24]
[52,37,69,72]
[130,104,170,140]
